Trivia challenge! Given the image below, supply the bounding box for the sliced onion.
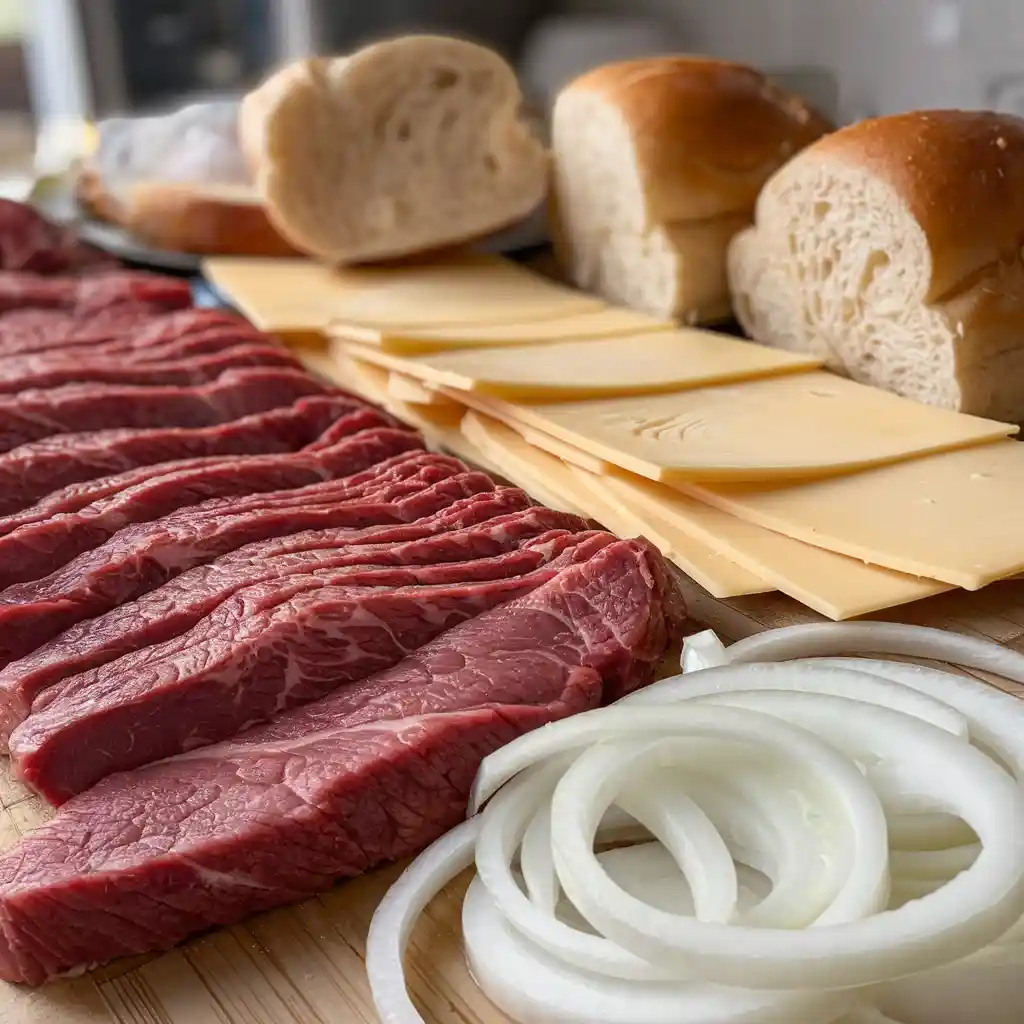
[626,660,969,739]
[368,622,1024,1024]
[462,875,855,1024]
[878,942,1024,1024]
[365,819,478,1024]
[681,629,728,673]
[726,622,1024,685]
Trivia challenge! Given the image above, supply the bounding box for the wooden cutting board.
[2,575,1024,1023]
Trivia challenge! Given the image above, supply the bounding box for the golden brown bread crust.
[802,110,1024,302]
[72,165,125,225]
[122,182,300,256]
[564,56,833,222]
[74,169,298,257]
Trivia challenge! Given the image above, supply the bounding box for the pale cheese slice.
[682,440,1024,590]
[300,347,498,473]
[204,252,602,335]
[291,343,337,381]
[386,372,459,408]
[334,306,674,354]
[594,472,951,619]
[337,330,821,401]
[444,372,1016,483]
[462,412,771,599]
[506,421,613,474]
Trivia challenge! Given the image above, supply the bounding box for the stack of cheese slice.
[202,251,1024,621]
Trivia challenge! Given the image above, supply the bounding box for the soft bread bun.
[240,35,550,265]
[728,109,1024,421]
[74,102,297,256]
[550,56,831,323]
[116,182,299,256]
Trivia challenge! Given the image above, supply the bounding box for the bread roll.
[550,56,831,323]
[239,36,549,265]
[74,102,297,256]
[728,109,1024,421]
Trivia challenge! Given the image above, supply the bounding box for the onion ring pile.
[367,622,1024,1024]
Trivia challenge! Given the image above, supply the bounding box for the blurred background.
[1,0,1022,198]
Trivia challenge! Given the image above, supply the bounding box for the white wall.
[559,0,1024,121]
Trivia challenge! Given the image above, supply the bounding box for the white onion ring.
[367,622,1024,1024]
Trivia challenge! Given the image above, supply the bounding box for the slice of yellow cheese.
[462,413,771,599]
[386,372,460,408]
[683,440,1024,590]
[339,330,822,401]
[594,472,950,619]
[204,252,602,335]
[446,372,1016,483]
[334,306,674,354]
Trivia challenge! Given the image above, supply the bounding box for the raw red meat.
[0,307,249,357]
[0,393,375,517]
[0,342,302,393]
[0,199,115,274]
[0,325,266,372]
[0,366,328,453]
[14,531,611,801]
[0,489,546,737]
[0,467,493,667]
[0,270,192,315]
[0,427,423,588]
[0,539,683,983]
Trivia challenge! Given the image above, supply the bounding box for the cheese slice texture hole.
[447,372,1015,483]
[683,440,1024,590]
[333,306,674,353]
[339,330,822,401]
[462,412,771,599]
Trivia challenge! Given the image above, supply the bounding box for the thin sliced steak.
[0,539,684,983]
[0,497,572,738]
[0,367,328,453]
[0,270,192,315]
[0,469,494,667]
[0,308,249,357]
[0,393,375,517]
[0,343,302,393]
[0,427,423,588]
[0,199,116,274]
[14,531,611,801]
[0,325,269,371]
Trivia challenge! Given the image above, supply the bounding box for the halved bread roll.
[729,110,1024,421]
[240,36,549,265]
[550,56,831,323]
[74,101,297,256]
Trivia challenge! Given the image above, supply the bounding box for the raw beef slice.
[0,469,495,667]
[13,531,611,802]
[0,269,192,315]
[0,198,116,274]
[0,307,249,357]
[0,342,301,393]
[0,416,410,586]
[0,539,685,983]
[0,393,376,517]
[0,491,556,724]
[0,367,328,453]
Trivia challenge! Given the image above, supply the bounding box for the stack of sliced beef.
[0,201,687,985]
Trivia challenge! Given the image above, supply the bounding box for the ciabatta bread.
[728,110,1024,421]
[239,36,549,264]
[550,56,831,323]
